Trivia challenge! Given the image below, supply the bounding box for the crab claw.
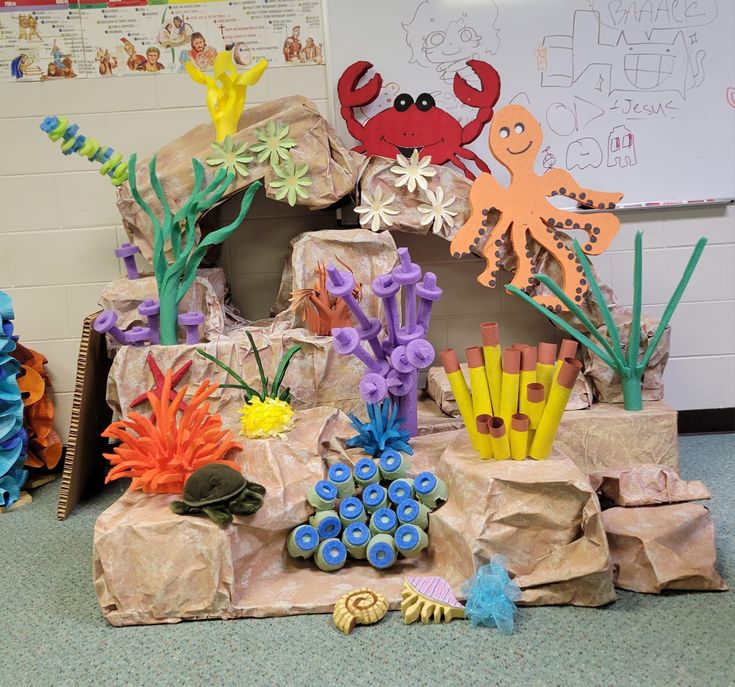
[453,59,501,109]
[337,60,383,108]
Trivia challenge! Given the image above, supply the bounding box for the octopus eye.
[499,127,510,139]
[415,93,435,112]
[514,122,525,134]
[393,94,414,112]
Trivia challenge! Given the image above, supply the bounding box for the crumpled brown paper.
[93,414,615,626]
[272,228,398,320]
[357,156,473,239]
[99,268,227,353]
[589,464,710,507]
[602,503,727,593]
[106,324,368,421]
[116,96,360,262]
[583,311,670,403]
[431,431,615,607]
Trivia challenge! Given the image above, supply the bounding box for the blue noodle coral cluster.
[0,292,28,509]
[39,115,129,187]
[462,556,522,634]
[287,453,448,573]
[346,399,413,457]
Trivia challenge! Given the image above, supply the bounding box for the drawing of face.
[292,26,300,39]
[174,17,182,28]
[403,0,500,73]
[306,38,314,48]
[192,36,205,52]
[146,48,159,66]
[489,104,542,169]
[232,42,251,66]
[566,138,603,170]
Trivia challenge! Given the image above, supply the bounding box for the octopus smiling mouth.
[507,141,533,155]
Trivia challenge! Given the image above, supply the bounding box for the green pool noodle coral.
[128,154,261,345]
[507,233,707,411]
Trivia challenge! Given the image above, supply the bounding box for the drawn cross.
[130,353,193,414]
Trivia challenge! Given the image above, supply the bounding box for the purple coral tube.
[115,243,141,280]
[138,299,160,345]
[416,272,442,333]
[93,311,127,345]
[372,273,400,353]
[178,310,204,345]
[392,248,422,337]
[397,369,418,436]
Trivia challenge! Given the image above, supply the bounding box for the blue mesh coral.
[462,556,522,634]
[346,399,413,457]
[0,291,29,509]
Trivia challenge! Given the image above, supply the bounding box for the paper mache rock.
[357,155,474,239]
[106,323,367,422]
[583,311,670,403]
[116,96,360,262]
[100,268,227,352]
[602,503,727,593]
[590,464,710,507]
[273,228,398,321]
[430,431,616,607]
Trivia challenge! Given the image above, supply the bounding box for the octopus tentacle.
[542,169,623,209]
[450,174,504,256]
[477,215,512,286]
[507,223,535,291]
[529,226,587,312]
[542,206,621,256]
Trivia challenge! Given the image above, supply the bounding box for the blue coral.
[0,292,28,509]
[346,399,413,457]
[462,556,522,634]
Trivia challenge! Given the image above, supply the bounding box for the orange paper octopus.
[450,104,623,311]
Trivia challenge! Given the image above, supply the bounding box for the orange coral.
[103,370,241,494]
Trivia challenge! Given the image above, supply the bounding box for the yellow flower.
[239,396,295,439]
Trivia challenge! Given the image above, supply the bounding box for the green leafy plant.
[128,154,261,345]
[507,232,707,411]
[196,332,301,403]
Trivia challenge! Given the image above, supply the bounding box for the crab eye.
[499,127,510,139]
[415,93,435,112]
[514,123,525,134]
[394,94,414,112]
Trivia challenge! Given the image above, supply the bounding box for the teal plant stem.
[507,232,707,411]
[128,153,261,344]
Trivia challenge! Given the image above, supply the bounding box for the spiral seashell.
[332,587,388,634]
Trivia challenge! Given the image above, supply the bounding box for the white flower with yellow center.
[354,188,399,232]
[418,187,458,234]
[390,150,436,193]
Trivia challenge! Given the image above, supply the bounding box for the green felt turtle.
[170,464,266,526]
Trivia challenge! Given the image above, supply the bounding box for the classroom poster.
[1,0,325,82]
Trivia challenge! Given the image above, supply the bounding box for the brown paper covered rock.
[272,228,398,321]
[590,465,710,507]
[357,156,473,239]
[116,96,360,262]
[431,431,616,607]
[106,324,367,421]
[602,503,727,593]
[99,268,227,352]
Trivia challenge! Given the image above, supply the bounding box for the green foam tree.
[507,232,707,411]
[128,154,261,345]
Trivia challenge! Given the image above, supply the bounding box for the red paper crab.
[337,59,501,179]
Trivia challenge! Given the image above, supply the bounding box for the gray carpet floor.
[1,434,733,687]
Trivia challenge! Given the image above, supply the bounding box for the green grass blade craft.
[507,232,707,411]
[128,153,261,345]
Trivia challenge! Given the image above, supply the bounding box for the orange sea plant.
[103,369,241,494]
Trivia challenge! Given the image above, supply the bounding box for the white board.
[325,0,735,208]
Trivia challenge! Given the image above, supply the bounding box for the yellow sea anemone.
[239,396,294,439]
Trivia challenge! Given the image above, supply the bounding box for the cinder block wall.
[1,64,732,441]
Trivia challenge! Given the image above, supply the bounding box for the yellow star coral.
[186,51,268,143]
[240,396,295,439]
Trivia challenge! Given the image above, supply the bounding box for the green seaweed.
[196,335,301,403]
[128,154,261,345]
[507,232,707,411]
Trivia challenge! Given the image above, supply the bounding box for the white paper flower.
[390,150,436,193]
[418,186,458,234]
[354,188,399,232]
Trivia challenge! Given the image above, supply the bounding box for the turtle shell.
[181,464,246,507]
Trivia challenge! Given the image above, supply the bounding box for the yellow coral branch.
[185,51,268,142]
